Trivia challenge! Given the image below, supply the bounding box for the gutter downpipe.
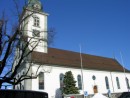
[110,71,115,93]
[120,52,129,92]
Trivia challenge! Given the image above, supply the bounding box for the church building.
[16,0,130,98]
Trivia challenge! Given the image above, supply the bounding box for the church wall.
[31,64,42,91]
[15,62,33,90]
[111,72,130,93]
[25,12,47,37]
[14,62,28,90]
[82,70,114,94]
[23,11,48,53]
[30,64,130,98]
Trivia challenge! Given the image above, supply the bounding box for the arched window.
[34,16,40,27]
[17,74,20,79]
[59,73,64,88]
[92,75,96,80]
[105,76,110,89]
[77,75,82,90]
[21,85,24,90]
[17,86,19,90]
[116,77,120,89]
[39,72,44,89]
[126,78,130,89]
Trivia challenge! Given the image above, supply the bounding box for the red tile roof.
[31,48,130,72]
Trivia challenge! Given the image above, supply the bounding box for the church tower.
[21,0,48,53]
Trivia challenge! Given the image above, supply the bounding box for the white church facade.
[15,0,130,98]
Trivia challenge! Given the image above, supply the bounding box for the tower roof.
[28,0,41,5]
[27,0,43,11]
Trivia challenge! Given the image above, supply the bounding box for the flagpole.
[79,44,85,98]
[120,51,129,91]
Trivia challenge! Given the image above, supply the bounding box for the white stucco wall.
[29,65,130,98]
[111,72,130,93]
[23,10,48,53]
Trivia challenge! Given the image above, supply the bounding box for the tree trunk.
[0,81,2,88]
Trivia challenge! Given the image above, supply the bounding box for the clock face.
[33,4,41,10]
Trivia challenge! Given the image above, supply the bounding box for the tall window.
[34,16,40,27]
[126,78,130,89]
[59,73,64,88]
[39,72,44,89]
[116,77,120,89]
[105,76,110,89]
[77,75,82,90]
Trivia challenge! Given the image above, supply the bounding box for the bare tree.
[0,0,55,88]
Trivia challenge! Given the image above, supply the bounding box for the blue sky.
[0,0,130,70]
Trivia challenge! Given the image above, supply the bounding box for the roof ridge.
[48,47,115,60]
